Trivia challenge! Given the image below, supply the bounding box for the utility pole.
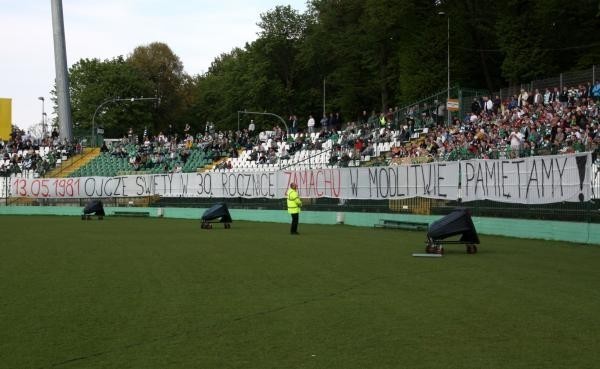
[438,11,451,126]
[446,14,450,126]
[323,77,326,118]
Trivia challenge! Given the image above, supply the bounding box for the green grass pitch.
[1,215,599,369]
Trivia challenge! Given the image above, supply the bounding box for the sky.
[0,0,307,134]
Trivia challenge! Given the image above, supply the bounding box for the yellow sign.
[446,98,459,112]
[0,98,12,140]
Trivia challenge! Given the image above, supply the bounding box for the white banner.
[284,163,459,200]
[9,153,592,203]
[9,161,460,200]
[460,152,591,203]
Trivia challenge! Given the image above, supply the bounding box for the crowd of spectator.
[386,81,600,163]
[235,82,599,169]
[131,80,600,172]
[3,80,600,179]
[287,81,600,167]
[105,127,259,172]
[0,128,79,178]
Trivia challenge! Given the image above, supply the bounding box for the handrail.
[47,148,95,178]
[396,88,451,113]
[237,111,289,134]
[278,145,337,171]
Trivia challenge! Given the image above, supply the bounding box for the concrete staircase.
[47,148,101,178]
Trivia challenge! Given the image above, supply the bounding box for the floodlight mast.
[51,0,73,141]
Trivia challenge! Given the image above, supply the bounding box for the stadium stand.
[2,80,598,183]
[1,128,79,178]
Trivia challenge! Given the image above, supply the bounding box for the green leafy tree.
[531,0,600,72]
[128,42,186,133]
[255,5,312,115]
[495,0,551,84]
[308,0,409,114]
[187,48,260,131]
[66,57,155,138]
[61,2,600,137]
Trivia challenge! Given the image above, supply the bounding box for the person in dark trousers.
[286,182,302,235]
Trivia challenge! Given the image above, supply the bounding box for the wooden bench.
[113,211,150,217]
[374,219,428,231]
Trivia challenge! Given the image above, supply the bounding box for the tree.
[66,57,155,138]
[532,0,600,71]
[61,2,599,137]
[128,42,186,133]
[495,0,551,84]
[255,5,312,114]
[307,0,407,114]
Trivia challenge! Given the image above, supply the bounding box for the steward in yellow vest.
[286,183,302,234]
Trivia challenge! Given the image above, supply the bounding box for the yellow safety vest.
[286,188,302,214]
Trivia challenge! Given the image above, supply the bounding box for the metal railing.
[394,86,490,127]
[392,65,597,128]
[47,147,96,178]
[278,146,336,171]
[495,65,597,100]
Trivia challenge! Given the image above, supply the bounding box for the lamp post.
[38,97,46,136]
[91,97,159,147]
[237,110,289,134]
[323,77,326,118]
[438,11,450,126]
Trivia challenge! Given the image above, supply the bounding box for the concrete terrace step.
[47,148,101,178]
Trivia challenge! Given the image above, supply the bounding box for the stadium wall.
[1,206,599,245]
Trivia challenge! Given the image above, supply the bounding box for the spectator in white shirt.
[307,115,315,133]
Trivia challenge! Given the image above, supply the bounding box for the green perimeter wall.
[1,205,599,245]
